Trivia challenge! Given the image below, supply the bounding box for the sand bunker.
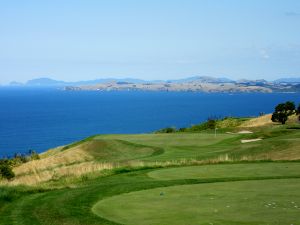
[238,130,253,134]
[241,138,262,143]
[226,130,253,134]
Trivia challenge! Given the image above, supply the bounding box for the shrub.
[188,119,216,132]
[29,150,40,160]
[178,127,187,132]
[206,119,216,129]
[0,164,15,180]
[155,127,177,133]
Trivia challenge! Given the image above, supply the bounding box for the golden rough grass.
[240,114,299,127]
[2,151,298,186]
[14,145,94,177]
[240,114,273,127]
[3,161,116,186]
[39,145,65,158]
[287,114,299,124]
[0,156,233,186]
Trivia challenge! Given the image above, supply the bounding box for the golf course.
[1,115,300,225]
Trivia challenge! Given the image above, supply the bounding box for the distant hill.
[10,76,300,87]
[22,77,148,87]
[9,81,24,86]
[26,78,66,86]
[273,78,300,84]
[167,76,234,84]
[6,76,300,92]
[236,79,269,86]
[9,76,237,87]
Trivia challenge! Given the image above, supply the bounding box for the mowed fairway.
[93,178,300,225]
[99,127,300,162]
[148,162,300,180]
[99,133,236,161]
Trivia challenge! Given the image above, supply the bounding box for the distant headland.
[6,76,300,93]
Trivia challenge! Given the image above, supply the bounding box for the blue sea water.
[0,88,299,157]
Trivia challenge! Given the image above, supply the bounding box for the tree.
[271,101,296,124]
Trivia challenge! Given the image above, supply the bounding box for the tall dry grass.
[240,114,273,127]
[0,152,292,186]
[14,145,93,176]
[240,114,299,127]
[2,161,116,186]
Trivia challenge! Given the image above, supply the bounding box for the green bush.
[178,127,187,132]
[0,164,15,180]
[206,119,216,129]
[155,127,177,133]
[187,119,216,132]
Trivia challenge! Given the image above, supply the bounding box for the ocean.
[0,88,299,157]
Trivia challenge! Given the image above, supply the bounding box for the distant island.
[7,76,300,93]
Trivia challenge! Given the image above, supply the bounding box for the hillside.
[7,76,300,92]
[2,115,299,186]
[0,115,300,225]
[64,76,300,92]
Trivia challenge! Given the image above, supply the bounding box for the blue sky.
[0,0,300,84]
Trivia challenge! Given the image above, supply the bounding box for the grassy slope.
[101,125,300,161]
[0,116,300,224]
[6,125,300,185]
[6,138,160,185]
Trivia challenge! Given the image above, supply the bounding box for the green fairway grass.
[1,162,300,225]
[93,179,300,225]
[99,133,237,161]
[148,162,300,180]
[98,127,300,162]
[80,139,159,162]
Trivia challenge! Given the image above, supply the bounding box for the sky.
[0,0,300,84]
